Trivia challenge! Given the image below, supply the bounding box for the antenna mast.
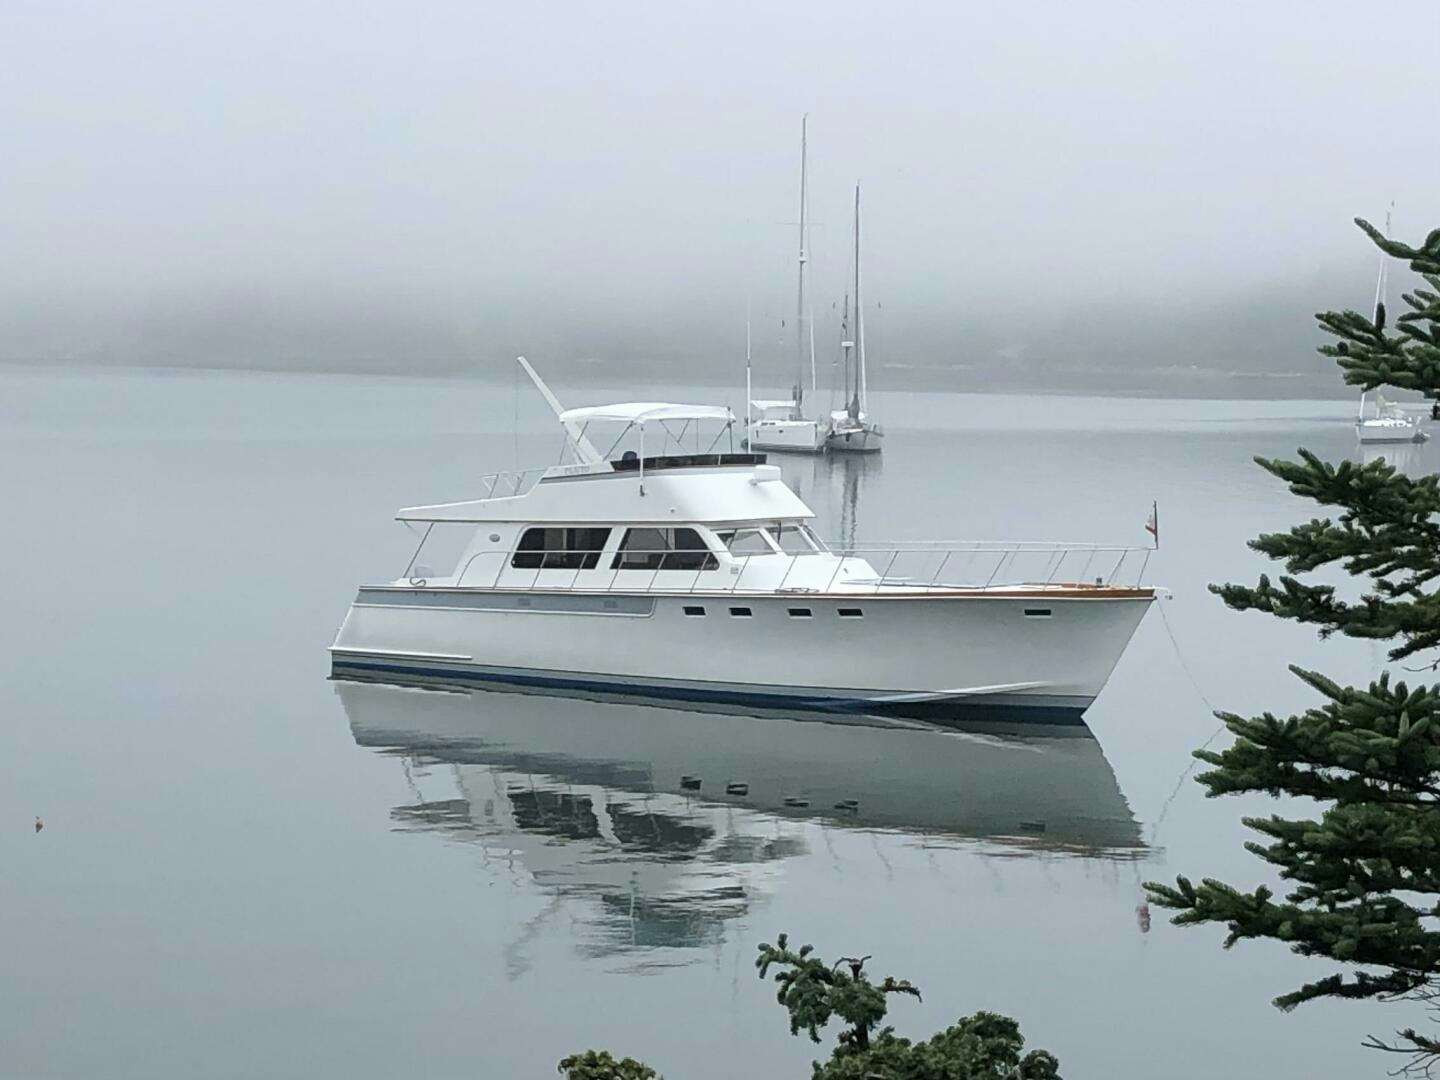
[517,355,602,465]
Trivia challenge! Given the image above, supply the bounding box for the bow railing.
[407,540,1155,595]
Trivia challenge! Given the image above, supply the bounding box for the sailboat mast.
[795,115,809,409]
[1362,203,1394,422]
[745,297,753,436]
[1373,203,1393,323]
[854,183,866,413]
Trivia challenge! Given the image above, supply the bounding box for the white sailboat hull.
[748,418,829,453]
[1356,420,1427,444]
[330,587,1152,726]
[826,422,883,453]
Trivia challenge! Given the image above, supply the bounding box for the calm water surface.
[2,366,1427,1078]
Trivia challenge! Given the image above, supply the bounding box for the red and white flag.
[1145,501,1158,548]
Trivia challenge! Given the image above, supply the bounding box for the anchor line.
[1148,601,1229,847]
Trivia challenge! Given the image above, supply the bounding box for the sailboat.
[827,183,883,453]
[1357,206,1427,445]
[748,116,830,454]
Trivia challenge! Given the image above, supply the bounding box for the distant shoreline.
[0,356,1379,402]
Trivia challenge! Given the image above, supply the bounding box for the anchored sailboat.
[1357,205,1427,445]
[748,116,830,454]
[827,183,883,453]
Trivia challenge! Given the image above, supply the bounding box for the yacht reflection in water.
[337,678,1144,961]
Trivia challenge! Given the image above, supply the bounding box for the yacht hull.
[330,588,1152,727]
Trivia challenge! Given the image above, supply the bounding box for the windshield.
[716,529,779,556]
[767,524,819,554]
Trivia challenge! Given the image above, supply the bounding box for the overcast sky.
[2,0,1437,385]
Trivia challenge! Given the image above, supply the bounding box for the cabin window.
[787,607,813,618]
[1023,608,1053,618]
[729,606,753,617]
[768,524,819,555]
[683,605,706,617]
[715,528,778,557]
[511,527,613,570]
[610,527,718,571]
[837,608,864,618]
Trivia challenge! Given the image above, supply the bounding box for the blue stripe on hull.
[329,658,1090,727]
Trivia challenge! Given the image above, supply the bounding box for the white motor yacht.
[330,365,1158,728]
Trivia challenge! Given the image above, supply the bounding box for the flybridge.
[395,362,801,523]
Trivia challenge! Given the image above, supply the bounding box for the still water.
[1,365,1427,1078]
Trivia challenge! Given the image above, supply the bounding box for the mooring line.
[1149,601,1229,846]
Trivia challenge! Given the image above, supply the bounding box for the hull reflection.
[338,680,1143,960]
[338,679,1143,853]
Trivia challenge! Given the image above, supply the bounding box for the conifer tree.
[756,934,1060,1079]
[1146,220,1440,1074]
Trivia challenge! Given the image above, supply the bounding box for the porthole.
[729,607,753,618]
[788,607,813,618]
[1023,608,1053,618]
[837,608,864,618]
[684,605,706,617]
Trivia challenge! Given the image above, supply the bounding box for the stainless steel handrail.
[419,541,1156,595]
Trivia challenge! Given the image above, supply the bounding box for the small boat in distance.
[329,360,1159,728]
[748,115,829,455]
[1357,393,1428,444]
[1356,206,1426,445]
[827,183,883,453]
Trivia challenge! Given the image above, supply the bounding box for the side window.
[511,526,613,570]
[512,527,551,569]
[563,527,612,570]
[612,527,668,570]
[666,528,717,571]
[611,527,718,571]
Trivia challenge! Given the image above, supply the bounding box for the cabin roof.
[397,458,813,525]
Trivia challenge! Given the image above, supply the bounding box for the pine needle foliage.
[1147,219,1440,1076]
[755,934,1060,1079]
[557,1050,660,1080]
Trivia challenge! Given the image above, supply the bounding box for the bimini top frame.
[557,400,738,495]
